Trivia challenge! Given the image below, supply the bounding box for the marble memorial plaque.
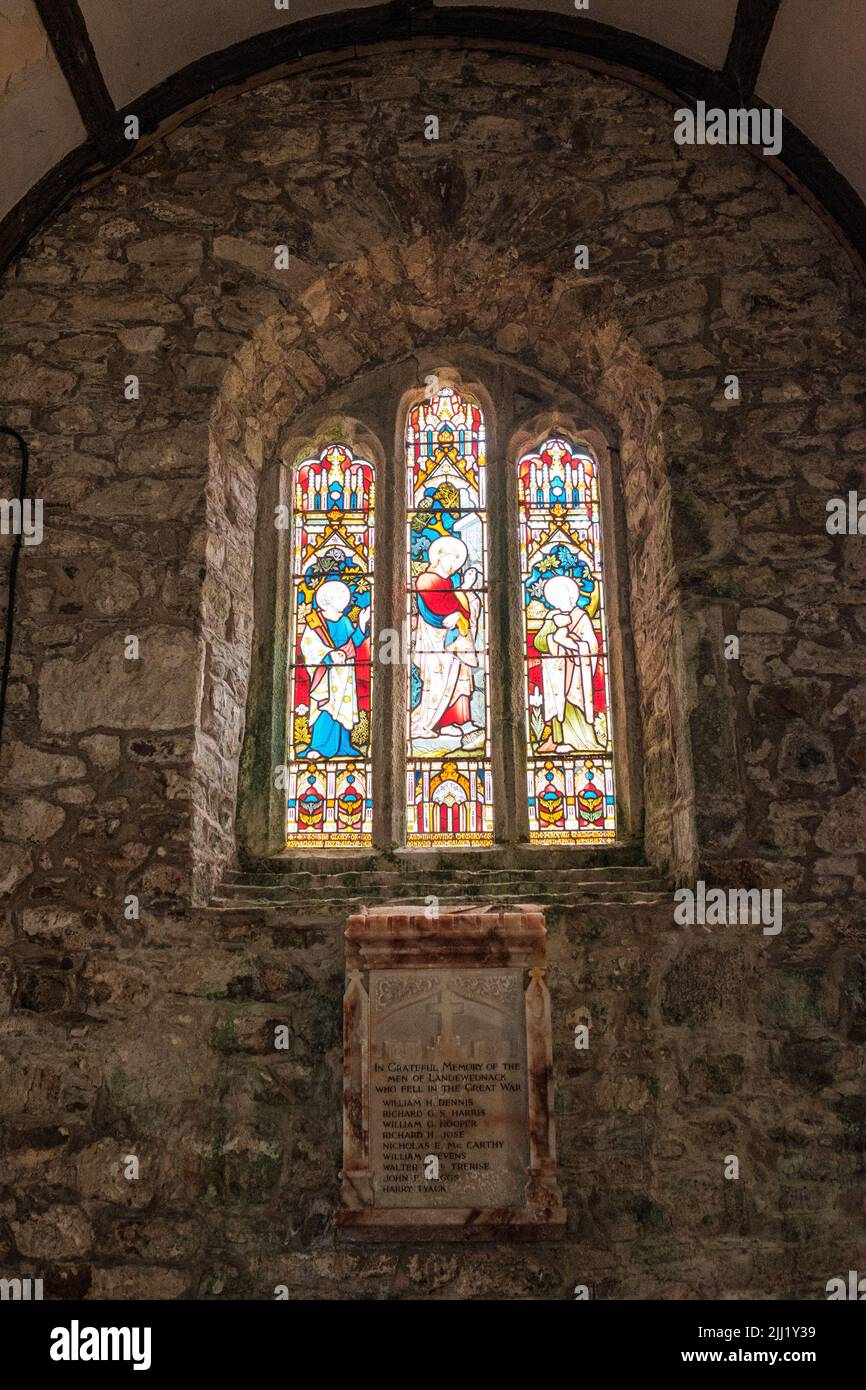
[369,968,529,1209]
[339,907,565,1240]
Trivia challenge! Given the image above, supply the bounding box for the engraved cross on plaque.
[428,985,464,1052]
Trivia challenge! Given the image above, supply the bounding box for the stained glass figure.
[518,437,616,842]
[286,444,374,845]
[405,386,493,845]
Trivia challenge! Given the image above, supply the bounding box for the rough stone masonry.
[0,44,864,1299]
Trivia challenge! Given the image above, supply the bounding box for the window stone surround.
[235,350,648,879]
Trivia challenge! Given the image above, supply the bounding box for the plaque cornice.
[345,906,547,973]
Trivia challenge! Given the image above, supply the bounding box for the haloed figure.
[412,535,481,747]
[301,579,368,758]
[535,574,602,753]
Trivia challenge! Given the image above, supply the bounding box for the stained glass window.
[286,443,374,845]
[518,437,616,843]
[405,386,493,845]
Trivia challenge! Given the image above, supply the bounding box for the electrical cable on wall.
[0,425,29,749]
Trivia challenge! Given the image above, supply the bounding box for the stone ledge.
[337,1204,566,1241]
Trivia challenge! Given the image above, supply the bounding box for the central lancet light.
[405,384,493,846]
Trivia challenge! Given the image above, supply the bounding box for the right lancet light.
[518,436,616,843]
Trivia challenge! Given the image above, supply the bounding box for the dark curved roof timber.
[3,2,865,280]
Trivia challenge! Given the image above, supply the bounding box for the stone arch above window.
[214,271,692,893]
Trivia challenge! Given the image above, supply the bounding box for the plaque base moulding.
[338,907,566,1242]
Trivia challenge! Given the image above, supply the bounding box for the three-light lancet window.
[285,382,616,850]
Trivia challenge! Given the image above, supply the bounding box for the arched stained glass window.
[518,436,616,843]
[405,385,493,846]
[269,373,627,858]
[286,443,374,845]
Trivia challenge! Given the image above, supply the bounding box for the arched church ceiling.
[0,1,864,272]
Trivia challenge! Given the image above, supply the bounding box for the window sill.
[214,840,664,916]
[242,838,646,876]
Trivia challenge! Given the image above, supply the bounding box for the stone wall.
[0,43,864,1299]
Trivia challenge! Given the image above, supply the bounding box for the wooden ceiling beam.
[33,0,120,151]
[722,0,784,100]
[2,5,864,278]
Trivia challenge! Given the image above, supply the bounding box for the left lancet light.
[286,443,375,846]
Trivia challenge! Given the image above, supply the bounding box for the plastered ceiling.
[0,1,863,244]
